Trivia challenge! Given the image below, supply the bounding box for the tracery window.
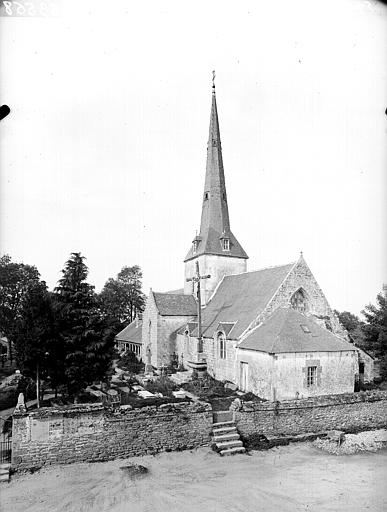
[290,288,309,314]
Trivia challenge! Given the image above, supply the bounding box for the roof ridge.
[153,291,190,297]
[222,261,296,280]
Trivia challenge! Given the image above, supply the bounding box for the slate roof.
[184,89,248,262]
[153,292,197,316]
[239,308,357,354]
[189,262,295,339]
[115,320,142,344]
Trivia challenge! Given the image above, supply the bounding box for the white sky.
[1,0,386,316]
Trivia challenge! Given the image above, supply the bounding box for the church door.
[240,362,249,392]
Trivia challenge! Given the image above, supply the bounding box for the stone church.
[140,81,360,401]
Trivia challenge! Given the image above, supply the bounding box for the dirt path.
[1,444,386,512]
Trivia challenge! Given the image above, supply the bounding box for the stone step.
[0,464,10,482]
[216,439,243,450]
[213,426,237,435]
[212,420,235,429]
[213,432,240,443]
[220,446,246,456]
[213,411,233,424]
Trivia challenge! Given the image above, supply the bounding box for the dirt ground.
[1,443,386,512]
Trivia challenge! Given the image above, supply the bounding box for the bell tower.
[184,76,248,303]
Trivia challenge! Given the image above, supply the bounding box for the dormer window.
[193,241,198,254]
[222,238,230,251]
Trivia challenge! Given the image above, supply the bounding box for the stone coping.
[12,399,212,419]
[239,390,387,412]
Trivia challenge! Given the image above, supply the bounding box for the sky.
[1,0,386,317]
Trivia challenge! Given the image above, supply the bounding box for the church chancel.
[141,76,360,401]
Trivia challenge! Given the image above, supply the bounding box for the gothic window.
[290,288,309,314]
[218,332,226,359]
[222,239,230,251]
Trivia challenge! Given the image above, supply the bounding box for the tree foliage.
[334,309,365,348]
[55,253,115,399]
[13,281,55,377]
[0,255,41,360]
[361,292,387,379]
[99,265,145,328]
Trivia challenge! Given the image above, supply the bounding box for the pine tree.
[55,253,114,399]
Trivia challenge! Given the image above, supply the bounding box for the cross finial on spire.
[212,70,216,91]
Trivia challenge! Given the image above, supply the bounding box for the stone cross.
[186,261,211,354]
[145,346,153,375]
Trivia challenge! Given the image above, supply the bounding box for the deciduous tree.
[0,255,41,361]
[361,291,387,379]
[100,265,145,328]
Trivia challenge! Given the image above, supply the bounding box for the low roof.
[239,308,356,354]
[193,262,295,339]
[153,292,197,316]
[115,320,142,344]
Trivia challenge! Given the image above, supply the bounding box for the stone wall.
[249,257,346,339]
[12,401,212,472]
[234,390,387,438]
[176,333,237,382]
[204,336,236,382]
[142,291,194,368]
[142,292,159,366]
[184,254,247,304]
[11,392,387,471]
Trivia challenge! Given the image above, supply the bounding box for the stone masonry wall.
[142,292,159,367]
[249,258,346,339]
[12,401,212,472]
[234,390,387,438]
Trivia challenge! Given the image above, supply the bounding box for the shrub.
[145,376,178,397]
[116,352,144,374]
[182,373,234,399]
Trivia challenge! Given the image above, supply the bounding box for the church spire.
[184,76,248,262]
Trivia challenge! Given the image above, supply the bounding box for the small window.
[204,192,209,200]
[300,324,311,333]
[193,241,198,254]
[218,332,226,359]
[222,239,230,251]
[307,366,317,387]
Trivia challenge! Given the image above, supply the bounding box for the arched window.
[218,332,226,359]
[290,288,309,314]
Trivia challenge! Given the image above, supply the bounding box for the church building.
[141,80,360,401]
